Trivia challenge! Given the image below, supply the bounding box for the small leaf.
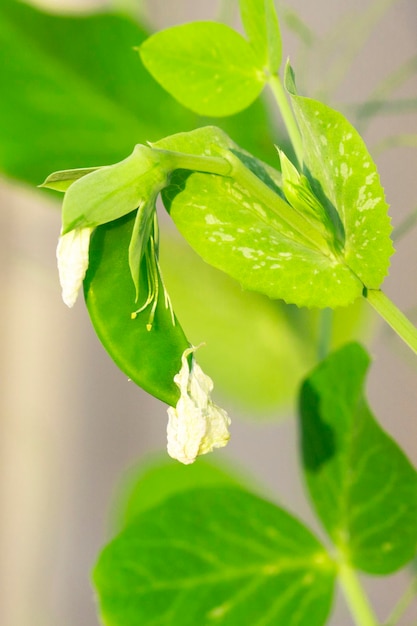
[84,212,189,407]
[239,0,282,73]
[94,487,336,626]
[299,342,417,574]
[285,63,394,290]
[40,166,101,192]
[157,126,363,308]
[278,149,335,240]
[61,145,170,233]
[139,22,266,117]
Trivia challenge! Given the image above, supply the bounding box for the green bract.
[40,167,101,192]
[56,145,170,233]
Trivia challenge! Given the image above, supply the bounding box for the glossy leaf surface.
[94,487,336,626]
[158,126,363,308]
[140,22,266,116]
[286,65,394,289]
[299,343,417,574]
[84,212,189,407]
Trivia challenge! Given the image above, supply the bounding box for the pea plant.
[38,0,417,624]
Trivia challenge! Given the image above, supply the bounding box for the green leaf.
[239,0,282,73]
[158,126,363,308]
[0,0,196,186]
[139,22,266,117]
[299,342,417,574]
[60,145,170,233]
[278,149,334,240]
[285,64,394,290]
[114,456,251,529]
[84,212,189,407]
[40,166,101,192]
[94,487,336,626]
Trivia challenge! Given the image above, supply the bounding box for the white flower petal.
[167,347,231,464]
[56,227,93,307]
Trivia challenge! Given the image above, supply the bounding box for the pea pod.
[84,211,189,407]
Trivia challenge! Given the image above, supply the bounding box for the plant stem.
[317,308,333,361]
[155,149,233,177]
[156,147,330,253]
[268,74,304,167]
[364,289,417,356]
[338,560,379,626]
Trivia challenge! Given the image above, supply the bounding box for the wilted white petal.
[167,347,231,464]
[56,227,93,307]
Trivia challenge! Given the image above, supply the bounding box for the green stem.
[155,149,233,177]
[364,289,417,356]
[268,74,304,167]
[317,308,333,361]
[156,147,330,254]
[338,561,379,626]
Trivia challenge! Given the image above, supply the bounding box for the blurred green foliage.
[0,0,372,414]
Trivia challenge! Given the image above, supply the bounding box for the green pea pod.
[84,211,190,407]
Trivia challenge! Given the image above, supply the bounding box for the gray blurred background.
[1,1,417,624]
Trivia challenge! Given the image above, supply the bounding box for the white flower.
[56,227,93,307]
[167,347,231,464]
